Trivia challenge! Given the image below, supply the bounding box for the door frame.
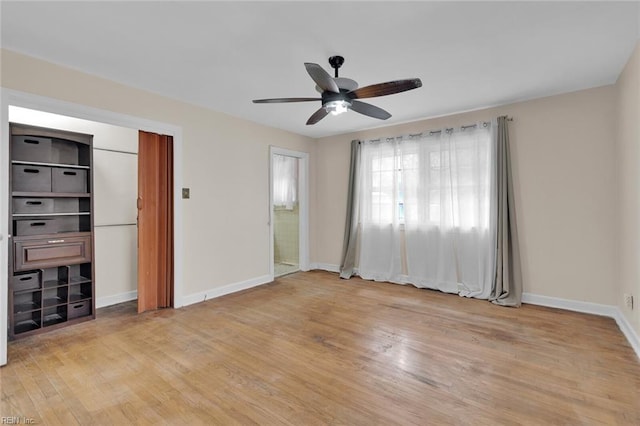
[269,146,309,280]
[0,88,184,366]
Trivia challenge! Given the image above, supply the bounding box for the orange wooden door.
[137,131,174,313]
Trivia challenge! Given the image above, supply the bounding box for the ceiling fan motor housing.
[321,90,351,105]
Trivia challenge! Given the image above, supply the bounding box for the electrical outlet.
[182,188,190,199]
[624,293,634,309]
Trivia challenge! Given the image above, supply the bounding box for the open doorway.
[269,147,309,279]
[273,153,300,277]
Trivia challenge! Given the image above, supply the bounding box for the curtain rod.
[360,116,513,144]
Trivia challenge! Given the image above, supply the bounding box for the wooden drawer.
[52,168,87,193]
[12,271,41,291]
[15,218,58,236]
[14,234,92,272]
[68,300,91,319]
[15,216,81,236]
[12,165,51,192]
[13,198,54,214]
[12,135,52,163]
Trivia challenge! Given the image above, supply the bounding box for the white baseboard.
[612,309,640,360]
[523,292,639,360]
[96,290,137,309]
[181,274,273,307]
[522,293,618,317]
[310,262,340,273]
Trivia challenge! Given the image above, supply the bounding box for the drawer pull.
[71,304,83,309]
[63,171,77,176]
[30,222,47,227]
[26,201,42,205]
[24,168,40,174]
[47,239,65,243]
[19,276,33,281]
[24,139,40,145]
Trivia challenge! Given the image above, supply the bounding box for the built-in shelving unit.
[8,123,95,339]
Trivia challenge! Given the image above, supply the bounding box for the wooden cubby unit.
[8,123,95,339]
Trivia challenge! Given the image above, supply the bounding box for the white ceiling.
[1,1,638,138]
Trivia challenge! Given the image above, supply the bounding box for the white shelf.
[11,160,90,170]
[13,212,91,217]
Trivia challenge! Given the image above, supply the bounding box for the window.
[360,125,492,230]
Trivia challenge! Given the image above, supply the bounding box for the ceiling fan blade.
[348,78,422,99]
[306,107,329,125]
[304,63,340,93]
[350,100,391,120]
[253,97,320,103]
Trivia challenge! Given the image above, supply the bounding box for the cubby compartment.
[42,266,69,288]
[68,263,92,284]
[43,286,68,307]
[13,290,42,314]
[52,168,88,193]
[68,300,91,319]
[12,271,41,291]
[14,311,42,334]
[43,305,67,327]
[51,139,79,165]
[52,138,91,167]
[12,164,51,192]
[55,198,90,213]
[12,135,52,163]
[69,282,92,303]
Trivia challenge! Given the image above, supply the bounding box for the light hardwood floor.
[1,271,639,425]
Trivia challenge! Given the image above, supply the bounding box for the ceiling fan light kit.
[252,55,422,125]
[324,100,351,116]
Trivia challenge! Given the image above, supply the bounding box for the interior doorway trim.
[269,146,309,281]
[0,88,185,366]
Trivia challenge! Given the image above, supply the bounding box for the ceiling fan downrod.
[328,55,344,78]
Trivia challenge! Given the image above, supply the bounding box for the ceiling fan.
[252,56,422,125]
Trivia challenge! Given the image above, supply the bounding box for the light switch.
[182,188,190,199]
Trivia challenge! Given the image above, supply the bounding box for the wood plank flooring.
[1,270,639,425]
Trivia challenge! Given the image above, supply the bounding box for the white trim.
[613,309,640,359]
[0,88,185,366]
[0,89,9,366]
[523,292,639,360]
[522,292,618,317]
[269,147,310,280]
[311,262,341,273]
[181,275,273,307]
[96,291,138,309]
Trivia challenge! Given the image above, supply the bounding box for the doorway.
[273,153,300,276]
[0,89,184,366]
[269,147,309,279]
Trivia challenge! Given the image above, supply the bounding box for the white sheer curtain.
[273,154,298,210]
[357,123,496,298]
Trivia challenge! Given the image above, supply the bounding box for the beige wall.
[1,49,317,299]
[0,47,631,313]
[615,42,640,336]
[316,85,618,305]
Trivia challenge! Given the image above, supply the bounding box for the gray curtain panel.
[339,140,362,279]
[490,116,523,307]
